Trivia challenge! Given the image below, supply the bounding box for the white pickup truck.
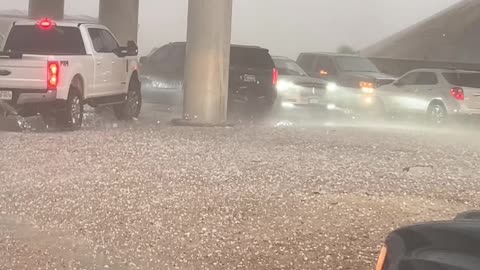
[0,18,142,129]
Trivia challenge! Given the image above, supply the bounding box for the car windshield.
[334,56,380,73]
[274,58,308,76]
[1,2,478,270]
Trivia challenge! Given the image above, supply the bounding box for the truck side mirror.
[113,47,128,58]
[127,40,138,56]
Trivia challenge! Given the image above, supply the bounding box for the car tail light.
[37,18,55,31]
[375,246,388,270]
[47,61,60,91]
[451,87,464,101]
[272,68,279,86]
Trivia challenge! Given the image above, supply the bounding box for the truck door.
[87,28,112,97]
[98,29,128,94]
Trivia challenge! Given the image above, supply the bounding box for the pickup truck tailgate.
[0,55,46,90]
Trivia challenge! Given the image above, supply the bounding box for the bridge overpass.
[361,0,480,75]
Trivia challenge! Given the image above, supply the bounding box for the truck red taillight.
[450,87,464,101]
[272,68,279,86]
[47,61,59,91]
[37,18,55,31]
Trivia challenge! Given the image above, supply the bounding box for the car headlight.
[326,82,337,92]
[276,80,294,92]
[360,81,375,94]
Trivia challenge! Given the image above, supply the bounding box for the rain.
[0,1,479,270]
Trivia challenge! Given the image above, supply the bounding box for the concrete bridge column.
[181,0,233,125]
[29,0,65,20]
[99,0,139,45]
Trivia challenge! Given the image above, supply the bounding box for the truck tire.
[57,87,84,130]
[114,78,142,120]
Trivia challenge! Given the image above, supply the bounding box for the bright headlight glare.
[361,87,375,94]
[326,82,337,92]
[277,81,294,92]
[327,104,336,110]
[281,102,295,108]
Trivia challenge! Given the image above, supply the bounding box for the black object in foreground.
[376,211,480,270]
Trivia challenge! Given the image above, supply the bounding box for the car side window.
[314,56,338,76]
[88,29,103,52]
[150,47,170,64]
[415,72,438,85]
[397,72,418,86]
[99,30,119,53]
[88,28,119,53]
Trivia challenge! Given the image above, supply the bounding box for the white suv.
[377,68,480,124]
[0,18,142,129]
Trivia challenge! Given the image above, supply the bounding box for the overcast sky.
[2,0,461,57]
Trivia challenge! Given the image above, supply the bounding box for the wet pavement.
[1,105,479,269]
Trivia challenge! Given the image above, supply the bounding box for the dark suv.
[140,42,277,115]
[297,53,395,110]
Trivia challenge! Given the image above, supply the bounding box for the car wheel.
[57,87,83,130]
[427,102,447,125]
[114,78,142,120]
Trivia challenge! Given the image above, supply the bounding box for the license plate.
[243,75,256,82]
[309,98,320,104]
[0,91,12,100]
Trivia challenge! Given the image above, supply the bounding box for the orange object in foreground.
[375,246,388,270]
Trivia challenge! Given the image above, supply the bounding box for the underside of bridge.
[362,0,480,64]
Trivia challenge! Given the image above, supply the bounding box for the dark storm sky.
[2,0,461,57]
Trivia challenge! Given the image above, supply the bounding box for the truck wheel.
[57,87,83,130]
[114,79,142,120]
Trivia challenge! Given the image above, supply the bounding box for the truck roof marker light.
[37,18,55,31]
